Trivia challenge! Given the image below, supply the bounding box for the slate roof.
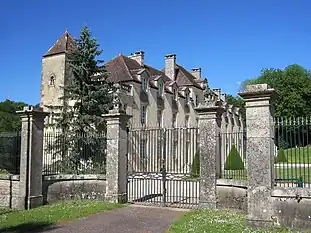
[43,31,76,57]
[162,65,203,89]
[44,32,204,91]
[105,55,172,86]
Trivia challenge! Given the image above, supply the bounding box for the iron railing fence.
[219,131,247,180]
[0,132,21,175]
[128,127,199,175]
[127,127,200,208]
[274,117,311,188]
[43,131,107,175]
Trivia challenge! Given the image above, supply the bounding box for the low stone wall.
[42,174,107,204]
[0,174,20,208]
[271,188,311,230]
[216,179,248,211]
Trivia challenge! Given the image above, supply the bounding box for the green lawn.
[275,167,311,184]
[284,145,311,164]
[0,200,125,233]
[169,209,302,233]
[222,170,247,180]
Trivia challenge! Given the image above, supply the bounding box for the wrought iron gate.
[127,128,200,208]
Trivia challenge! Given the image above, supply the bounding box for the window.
[172,113,177,128]
[140,138,147,167]
[121,84,132,95]
[142,77,148,92]
[157,109,163,127]
[185,92,190,103]
[195,95,199,106]
[140,105,147,126]
[49,76,55,86]
[173,88,178,101]
[158,80,163,97]
[185,115,189,128]
[173,140,178,160]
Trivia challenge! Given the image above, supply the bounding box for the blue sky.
[1,0,310,104]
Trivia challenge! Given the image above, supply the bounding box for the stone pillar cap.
[16,105,49,117]
[239,84,275,99]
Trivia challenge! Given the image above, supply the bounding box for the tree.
[0,100,27,133]
[51,25,116,173]
[240,64,311,118]
[274,147,287,164]
[191,151,200,178]
[226,94,245,120]
[224,144,244,170]
[0,100,26,174]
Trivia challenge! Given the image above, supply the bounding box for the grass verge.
[0,200,125,233]
[284,145,311,164]
[168,209,299,233]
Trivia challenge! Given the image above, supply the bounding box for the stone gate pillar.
[239,84,275,227]
[17,106,49,210]
[195,100,224,209]
[104,104,131,204]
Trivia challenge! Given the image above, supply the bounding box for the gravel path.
[38,205,186,233]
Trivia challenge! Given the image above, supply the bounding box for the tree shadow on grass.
[0,222,60,233]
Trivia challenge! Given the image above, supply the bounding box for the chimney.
[165,54,176,80]
[191,68,201,79]
[128,51,144,66]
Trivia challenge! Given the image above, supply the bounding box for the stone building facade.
[40,31,245,172]
[40,31,243,131]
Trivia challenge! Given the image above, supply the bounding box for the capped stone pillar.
[104,89,131,203]
[195,100,224,209]
[17,106,49,210]
[239,84,275,228]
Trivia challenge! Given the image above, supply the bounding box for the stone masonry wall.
[216,179,248,212]
[271,188,311,230]
[0,175,20,209]
[42,175,107,204]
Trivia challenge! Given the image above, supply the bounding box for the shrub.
[274,147,287,164]
[0,169,9,174]
[191,152,200,178]
[224,144,244,170]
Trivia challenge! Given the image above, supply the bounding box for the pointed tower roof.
[43,30,76,57]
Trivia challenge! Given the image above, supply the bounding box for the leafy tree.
[226,94,245,120]
[51,25,116,173]
[240,64,311,118]
[224,144,244,170]
[0,100,27,132]
[241,64,311,148]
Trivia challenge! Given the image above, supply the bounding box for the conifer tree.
[224,144,244,170]
[49,25,116,174]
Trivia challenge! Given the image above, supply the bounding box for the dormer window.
[172,113,177,128]
[142,77,148,92]
[49,76,55,86]
[141,105,147,126]
[173,88,178,101]
[195,95,199,106]
[185,92,190,103]
[158,80,163,97]
[121,84,133,96]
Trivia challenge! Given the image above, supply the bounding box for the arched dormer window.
[141,77,148,92]
[158,79,163,97]
[49,76,55,86]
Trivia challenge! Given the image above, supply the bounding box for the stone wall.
[42,174,107,204]
[0,174,20,208]
[216,179,247,212]
[271,188,311,230]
